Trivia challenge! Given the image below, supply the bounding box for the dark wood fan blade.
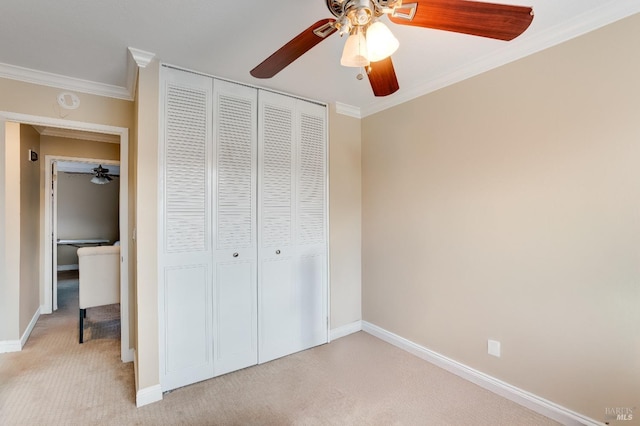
[367,57,399,97]
[389,0,533,41]
[250,19,337,79]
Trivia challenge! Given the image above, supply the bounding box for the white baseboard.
[134,349,163,407]
[57,264,78,271]
[40,304,52,315]
[330,320,362,341]
[136,384,163,407]
[0,340,22,353]
[0,307,40,353]
[122,348,134,363]
[361,321,601,426]
[20,307,40,348]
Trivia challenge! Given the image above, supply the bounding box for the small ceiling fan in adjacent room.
[250,0,534,96]
[90,165,114,185]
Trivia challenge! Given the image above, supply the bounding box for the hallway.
[0,271,132,423]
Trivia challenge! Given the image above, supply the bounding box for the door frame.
[0,111,132,363]
[45,156,121,312]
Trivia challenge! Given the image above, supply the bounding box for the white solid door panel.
[163,265,211,389]
[159,67,214,391]
[214,259,257,375]
[212,79,258,376]
[298,253,327,349]
[258,256,298,363]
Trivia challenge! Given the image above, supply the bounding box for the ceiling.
[1,1,638,117]
[57,161,120,176]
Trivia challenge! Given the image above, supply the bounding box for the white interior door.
[159,67,214,391]
[212,79,258,376]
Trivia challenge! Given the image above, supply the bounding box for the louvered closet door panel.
[258,91,328,363]
[257,91,297,363]
[295,100,328,350]
[212,79,258,376]
[159,67,214,391]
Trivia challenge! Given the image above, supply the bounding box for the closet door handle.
[275,250,281,255]
[233,252,239,258]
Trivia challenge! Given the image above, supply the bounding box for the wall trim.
[20,307,40,348]
[334,102,361,119]
[128,47,156,69]
[361,321,602,426]
[123,348,134,363]
[0,307,40,353]
[136,384,163,408]
[0,340,21,353]
[330,320,362,341]
[0,61,132,101]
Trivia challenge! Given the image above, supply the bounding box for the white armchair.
[77,245,120,343]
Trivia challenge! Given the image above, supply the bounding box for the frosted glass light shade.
[340,29,369,67]
[366,21,399,62]
[91,175,111,184]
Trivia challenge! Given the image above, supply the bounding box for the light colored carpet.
[0,273,559,425]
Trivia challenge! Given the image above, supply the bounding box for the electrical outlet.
[488,339,501,357]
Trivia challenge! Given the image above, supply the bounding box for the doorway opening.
[0,111,131,363]
[48,158,121,312]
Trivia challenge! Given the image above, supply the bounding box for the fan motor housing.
[326,0,400,19]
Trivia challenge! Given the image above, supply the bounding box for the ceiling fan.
[91,165,114,185]
[250,0,534,97]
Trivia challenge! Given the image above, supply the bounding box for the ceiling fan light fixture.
[366,20,399,62]
[91,175,111,185]
[340,27,370,67]
[91,164,113,185]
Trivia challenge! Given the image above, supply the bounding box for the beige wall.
[362,14,640,422]
[136,61,160,391]
[40,135,120,159]
[19,125,41,335]
[56,172,120,266]
[329,105,362,328]
[0,78,133,129]
[0,122,21,340]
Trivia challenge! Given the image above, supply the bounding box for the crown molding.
[0,62,133,101]
[335,102,361,119]
[0,47,155,102]
[361,0,640,117]
[128,47,156,68]
[125,48,156,98]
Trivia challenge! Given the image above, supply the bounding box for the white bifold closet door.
[159,68,215,391]
[159,66,327,392]
[159,72,259,390]
[212,80,258,376]
[257,90,328,364]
